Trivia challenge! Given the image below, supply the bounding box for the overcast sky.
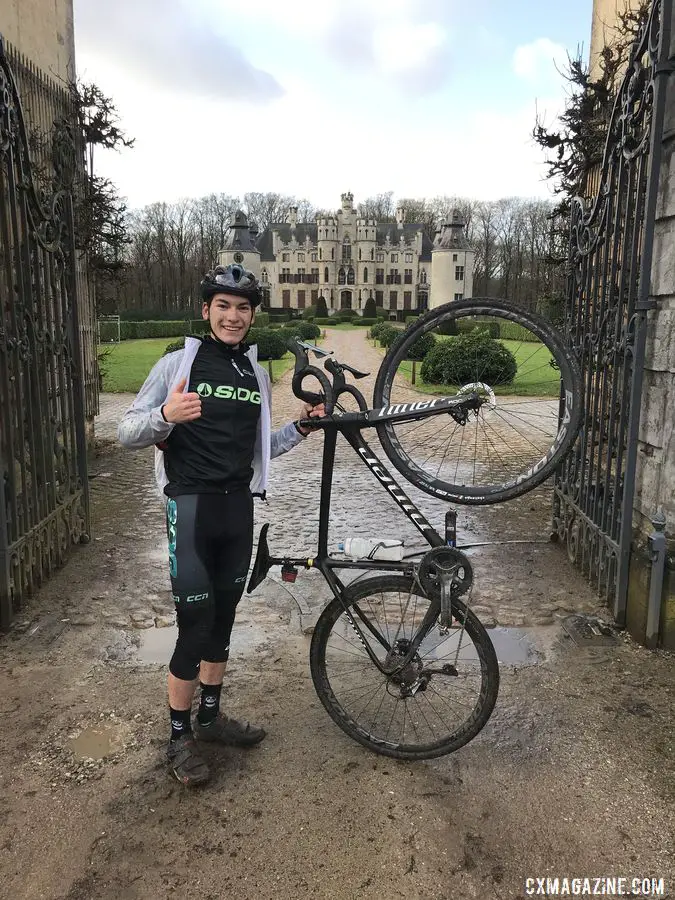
[73,0,593,211]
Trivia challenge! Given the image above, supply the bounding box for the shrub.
[314,317,334,326]
[437,318,459,336]
[246,327,288,360]
[190,320,210,335]
[370,321,386,340]
[163,338,186,355]
[375,306,386,320]
[281,321,321,340]
[254,311,270,327]
[377,324,401,349]
[406,331,436,361]
[363,297,377,318]
[334,308,358,321]
[301,306,316,320]
[420,330,517,386]
[315,295,329,318]
[405,315,419,325]
[354,317,377,326]
[121,320,190,340]
[120,309,192,322]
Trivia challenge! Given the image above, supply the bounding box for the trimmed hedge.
[280,321,321,340]
[314,317,335,326]
[406,331,436,361]
[247,327,288,360]
[163,338,185,355]
[353,317,377,326]
[254,311,270,327]
[421,330,517,385]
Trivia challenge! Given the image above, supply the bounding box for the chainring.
[417,547,473,599]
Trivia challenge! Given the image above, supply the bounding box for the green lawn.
[395,339,560,397]
[99,339,297,393]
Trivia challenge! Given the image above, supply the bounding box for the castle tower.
[218,210,261,278]
[430,211,475,309]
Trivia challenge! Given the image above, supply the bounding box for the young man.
[117,264,323,785]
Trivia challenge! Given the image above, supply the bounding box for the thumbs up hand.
[161,378,202,424]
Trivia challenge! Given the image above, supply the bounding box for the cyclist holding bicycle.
[118,264,324,785]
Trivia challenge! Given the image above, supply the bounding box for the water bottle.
[337,537,405,561]
[445,510,457,547]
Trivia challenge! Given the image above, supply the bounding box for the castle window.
[311,252,317,262]
[404,269,413,284]
[376,268,384,285]
[363,268,368,283]
[453,253,458,261]
[370,248,374,260]
[298,252,305,262]
[319,248,323,260]
[389,291,398,310]
[297,290,306,309]
[375,290,384,305]
[282,290,291,307]
[347,267,355,285]
[342,238,351,262]
[405,253,413,263]
[420,270,427,284]
[404,292,412,309]
[261,269,269,284]
[456,266,465,281]
[454,293,463,301]
[282,253,289,262]
[338,267,346,285]
[391,253,398,263]
[359,248,362,261]
[324,267,329,283]
[376,252,384,262]
[331,247,335,260]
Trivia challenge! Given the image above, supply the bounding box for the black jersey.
[163,337,261,497]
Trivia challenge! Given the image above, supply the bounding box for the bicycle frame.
[253,385,477,676]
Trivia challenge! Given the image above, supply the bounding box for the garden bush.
[281,321,321,340]
[369,321,386,340]
[420,330,517,386]
[334,308,358,321]
[163,338,186,355]
[406,331,436,361]
[377,325,401,349]
[363,297,377,319]
[246,327,288,360]
[301,306,316,320]
[254,311,270,327]
[354,317,377,326]
[314,317,334,326]
[405,315,419,325]
[315,295,329,318]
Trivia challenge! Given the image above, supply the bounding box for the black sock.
[197,682,222,726]
[169,706,192,742]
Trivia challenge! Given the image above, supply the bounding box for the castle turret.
[430,211,475,309]
[218,210,261,278]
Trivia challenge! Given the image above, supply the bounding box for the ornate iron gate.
[0,39,90,630]
[553,0,672,623]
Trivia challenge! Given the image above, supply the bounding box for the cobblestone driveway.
[94,327,598,633]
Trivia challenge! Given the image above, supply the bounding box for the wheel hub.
[385,638,422,688]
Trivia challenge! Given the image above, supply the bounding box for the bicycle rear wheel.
[373,299,582,504]
[310,575,499,760]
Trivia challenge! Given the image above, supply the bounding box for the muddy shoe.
[194,714,267,747]
[167,734,210,785]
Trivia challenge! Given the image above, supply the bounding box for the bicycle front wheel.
[373,299,582,504]
[310,575,499,760]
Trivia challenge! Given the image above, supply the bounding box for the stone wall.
[0,0,75,81]
[627,1,675,648]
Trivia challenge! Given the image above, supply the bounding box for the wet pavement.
[0,327,672,900]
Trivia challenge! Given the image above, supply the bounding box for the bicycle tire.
[373,298,582,505]
[310,574,499,760]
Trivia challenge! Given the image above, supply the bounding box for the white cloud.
[373,22,447,75]
[513,38,568,83]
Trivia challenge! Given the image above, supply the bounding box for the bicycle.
[247,298,582,760]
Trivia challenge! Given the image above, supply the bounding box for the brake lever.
[341,363,369,379]
[296,340,334,359]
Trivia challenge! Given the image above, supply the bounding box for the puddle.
[488,627,540,666]
[70,724,124,760]
[135,621,271,665]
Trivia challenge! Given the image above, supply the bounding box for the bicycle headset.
[200,264,262,307]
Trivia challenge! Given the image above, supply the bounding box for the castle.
[218,192,475,318]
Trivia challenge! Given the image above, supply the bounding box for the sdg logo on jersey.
[197,383,261,405]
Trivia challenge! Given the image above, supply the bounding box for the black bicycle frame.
[260,387,474,675]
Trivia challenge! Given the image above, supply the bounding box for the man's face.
[203,292,255,346]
